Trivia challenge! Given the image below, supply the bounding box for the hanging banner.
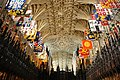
[6,0,26,10]
[91,14,96,20]
[26,31,44,53]
[16,16,24,26]
[98,24,104,31]
[28,41,34,49]
[88,20,97,31]
[82,40,93,49]
[16,15,36,39]
[8,9,25,16]
[78,47,90,58]
[101,20,109,26]
[89,20,104,32]
[8,10,17,16]
[34,31,42,42]
[99,0,120,9]
[13,16,21,22]
[87,33,95,40]
[34,41,44,52]
[94,4,112,21]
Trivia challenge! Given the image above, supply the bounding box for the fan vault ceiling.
[26,0,96,70]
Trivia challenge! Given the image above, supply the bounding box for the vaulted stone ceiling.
[26,0,96,71]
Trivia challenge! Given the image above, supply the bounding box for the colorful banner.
[82,40,93,49]
[34,31,41,42]
[88,20,97,31]
[34,41,44,52]
[6,0,25,10]
[91,13,98,20]
[87,33,95,40]
[94,4,112,21]
[26,31,44,53]
[78,47,90,58]
[8,9,26,16]
[99,0,120,9]
[101,20,109,26]
[15,15,37,40]
[16,16,24,26]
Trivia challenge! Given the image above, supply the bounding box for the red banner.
[78,47,89,58]
[82,40,93,49]
[101,20,109,26]
[99,0,120,9]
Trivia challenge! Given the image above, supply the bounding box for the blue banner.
[6,0,25,10]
